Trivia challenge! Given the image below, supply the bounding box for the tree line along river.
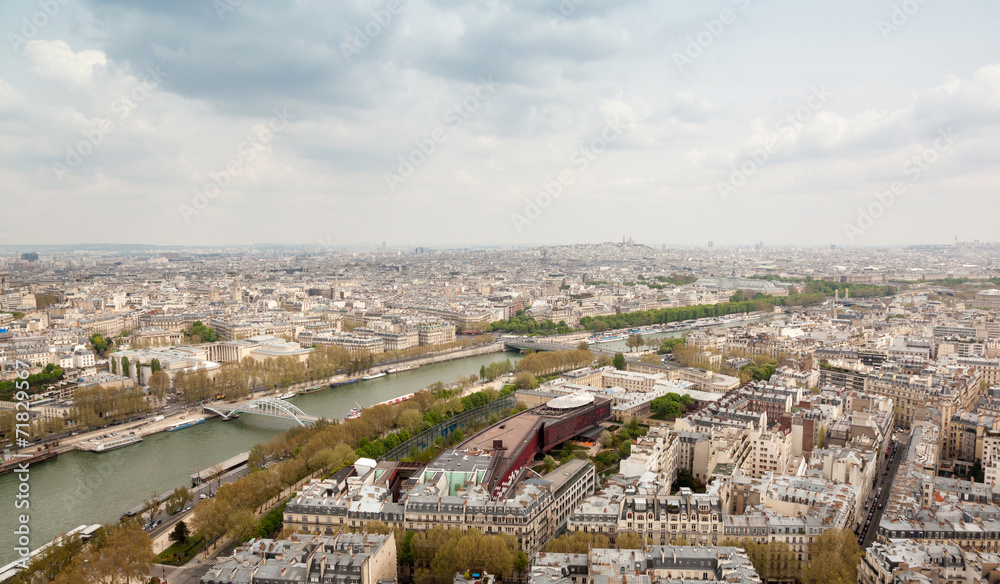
[0,351,523,566]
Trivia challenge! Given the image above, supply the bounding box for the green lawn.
[158,536,207,566]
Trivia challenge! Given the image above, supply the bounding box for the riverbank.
[11,343,511,461]
[0,350,525,567]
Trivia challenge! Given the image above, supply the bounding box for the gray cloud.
[0,0,998,247]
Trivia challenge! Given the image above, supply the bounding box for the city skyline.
[2,1,998,247]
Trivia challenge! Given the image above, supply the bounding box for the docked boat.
[278,391,296,399]
[344,407,364,421]
[361,371,387,380]
[376,393,414,406]
[0,450,58,475]
[330,379,358,388]
[166,418,206,432]
[297,385,326,395]
[76,434,142,452]
[387,364,419,374]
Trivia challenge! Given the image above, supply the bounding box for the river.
[0,351,522,565]
[589,313,781,352]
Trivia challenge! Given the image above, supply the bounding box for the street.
[857,429,909,548]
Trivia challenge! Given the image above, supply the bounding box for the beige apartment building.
[867,366,980,429]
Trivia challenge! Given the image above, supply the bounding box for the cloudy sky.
[1,0,998,248]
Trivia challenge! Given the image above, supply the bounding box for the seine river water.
[590,313,780,352]
[0,351,522,565]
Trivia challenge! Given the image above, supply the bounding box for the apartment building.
[944,412,1000,467]
[725,474,858,562]
[867,365,980,429]
[568,486,726,547]
[79,313,131,337]
[560,366,606,388]
[859,539,1000,584]
[626,362,740,394]
[672,426,753,484]
[530,546,763,584]
[314,332,384,355]
[747,430,792,479]
[984,432,1000,487]
[285,456,596,556]
[601,370,667,393]
[819,365,869,392]
[620,429,677,481]
[958,356,1000,387]
[973,290,1000,310]
[200,531,396,584]
[416,323,456,346]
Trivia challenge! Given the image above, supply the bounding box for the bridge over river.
[503,338,620,357]
[203,397,319,426]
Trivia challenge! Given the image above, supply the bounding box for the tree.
[617,531,642,549]
[640,353,660,364]
[164,486,193,515]
[169,521,189,546]
[672,469,696,492]
[48,522,156,584]
[150,358,161,373]
[801,529,861,584]
[577,341,590,351]
[149,370,171,401]
[545,531,610,553]
[625,334,645,352]
[141,493,160,527]
[543,455,557,472]
[596,354,613,367]
[120,356,130,378]
[650,395,682,418]
[513,371,539,390]
[184,321,219,343]
[658,337,685,354]
[89,334,110,355]
[618,440,633,459]
[613,352,626,370]
[599,430,614,448]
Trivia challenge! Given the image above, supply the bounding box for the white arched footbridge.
[203,397,318,426]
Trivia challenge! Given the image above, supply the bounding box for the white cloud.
[25,40,107,87]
